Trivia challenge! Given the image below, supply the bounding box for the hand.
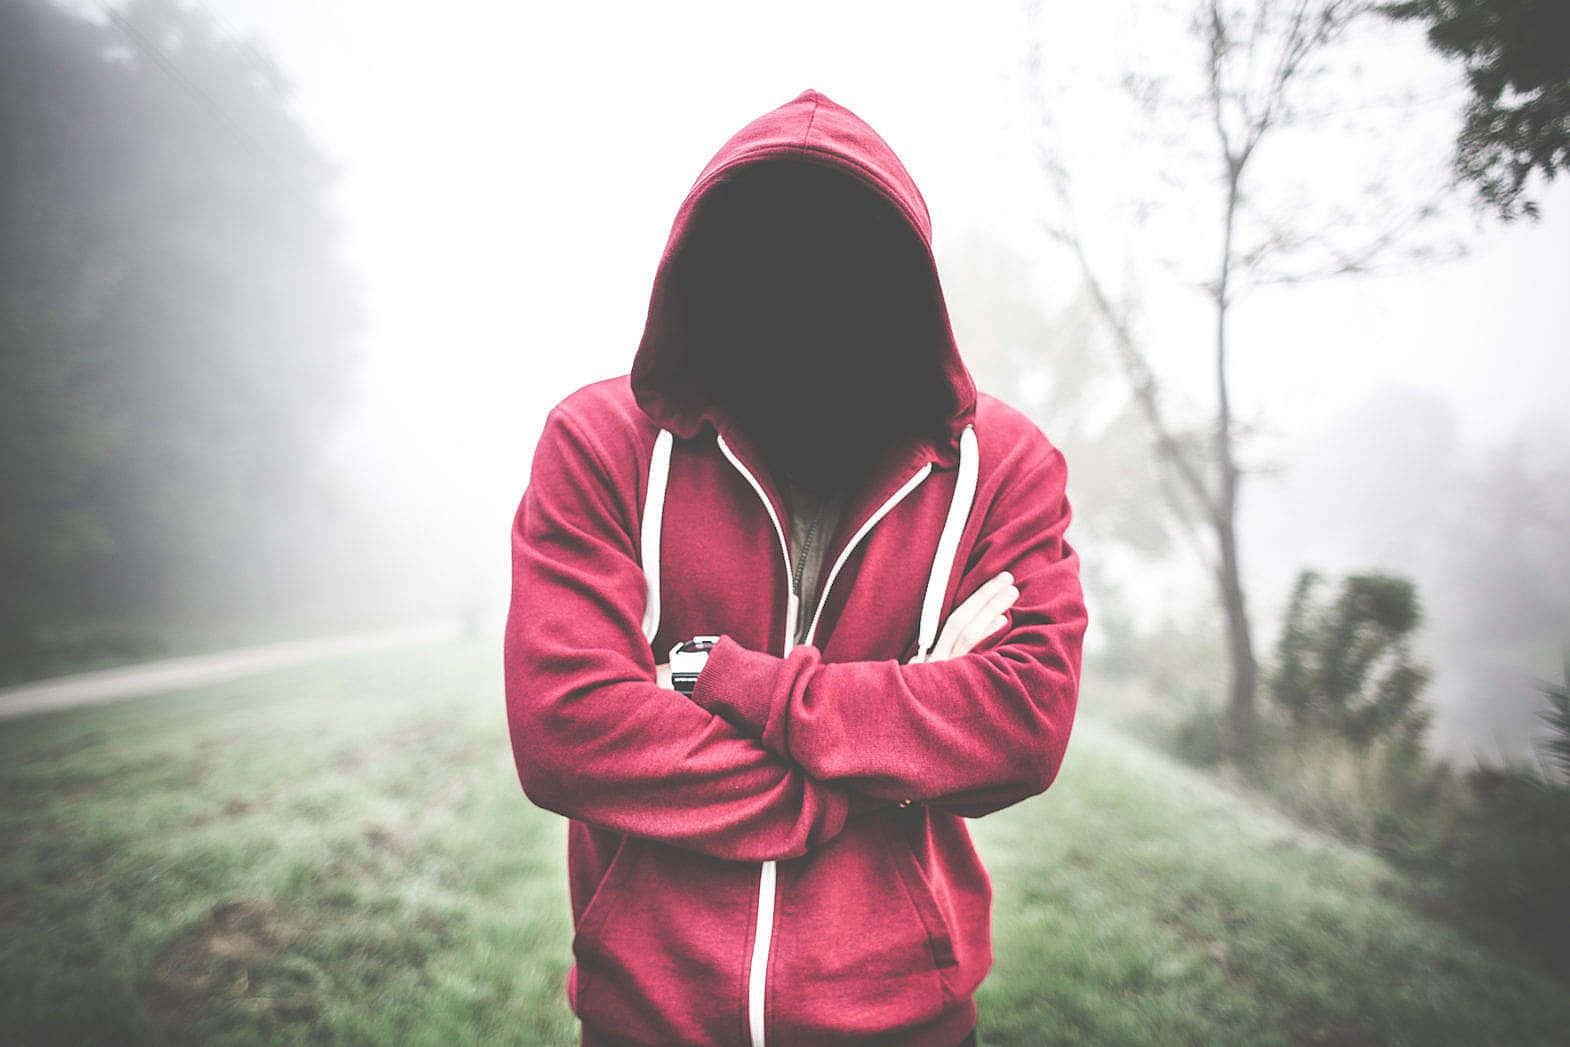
[907,570,1017,664]
[656,662,672,691]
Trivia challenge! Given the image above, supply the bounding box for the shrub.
[1266,569,1433,750]
[1537,650,1570,785]
[1167,699,1229,768]
[1446,760,1570,977]
[1155,594,1570,979]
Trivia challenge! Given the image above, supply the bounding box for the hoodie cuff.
[687,633,780,740]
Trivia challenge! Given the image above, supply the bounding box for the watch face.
[670,636,718,694]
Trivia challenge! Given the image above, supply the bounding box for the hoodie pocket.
[768,817,957,1040]
[572,833,641,963]
[883,820,959,984]
[570,838,760,1045]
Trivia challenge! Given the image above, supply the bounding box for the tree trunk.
[1215,161,1259,762]
[1217,502,1259,761]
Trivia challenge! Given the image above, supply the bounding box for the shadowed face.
[675,158,950,498]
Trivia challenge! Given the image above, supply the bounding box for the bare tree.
[1021,0,1469,760]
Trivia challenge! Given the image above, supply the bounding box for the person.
[504,88,1088,1047]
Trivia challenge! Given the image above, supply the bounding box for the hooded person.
[505,89,1088,1047]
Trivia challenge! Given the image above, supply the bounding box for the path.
[0,622,464,721]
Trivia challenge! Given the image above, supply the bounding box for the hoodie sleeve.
[687,425,1087,815]
[504,406,856,862]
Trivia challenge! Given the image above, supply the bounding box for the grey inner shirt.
[781,474,850,648]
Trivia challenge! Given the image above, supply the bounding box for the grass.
[2,637,1567,1045]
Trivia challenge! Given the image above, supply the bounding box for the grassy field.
[2,637,1567,1045]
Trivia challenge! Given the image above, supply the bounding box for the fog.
[8,2,1570,1039]
[25,0,1570,762]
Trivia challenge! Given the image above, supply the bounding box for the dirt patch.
[171,744,218,790]
[143,897,316,1036]
[362,823,412,858]
[330,747,365,774]
[329,715,458,774]
[414,906,453,939]
[189,793,271,828]
[1155,895,1261,988]
[359,773,471,866]
[0,889,25,927]
[1289,1014,1383,1046]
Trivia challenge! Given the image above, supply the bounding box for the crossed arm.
[683,428,1084,818]
[657,569,1026,815]
[656,570,1020,694]
[505,407,1085,863]
[505,408,856,864]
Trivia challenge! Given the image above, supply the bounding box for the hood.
[629,88,978,474]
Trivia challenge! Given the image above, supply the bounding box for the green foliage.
[0,0,361,676]
[1266,568,1434,749]
[1268,569,1323,724]
[1237,590,1570,978]
[1378,0,1570,222]
[1160,678,1570,981]
[1167,700,1230,769]
[1447,761,1570,977]
[1537,649,1570,784]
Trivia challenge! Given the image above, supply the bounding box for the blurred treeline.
[1,0,364,683]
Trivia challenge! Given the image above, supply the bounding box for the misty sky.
[103,0,1570,759]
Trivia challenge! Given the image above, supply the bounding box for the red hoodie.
[505,88,1088,1047]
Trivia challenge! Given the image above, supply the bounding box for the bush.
[1167,699,1230,768]
[1537,651,1570,785]
[1227,706,1465,861]
[1266,569,1433,750]
[1446,762,1570,977]
[1149,584,1570,978]
[1248,632,1570,979]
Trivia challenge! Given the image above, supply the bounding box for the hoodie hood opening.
[672,157,955,497]
[630,90,978,484]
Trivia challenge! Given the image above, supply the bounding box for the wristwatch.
[669,635,720,695]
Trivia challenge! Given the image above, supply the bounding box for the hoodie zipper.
[714,431,934,1047]
[801,462,933,647]
[791,508,821,612]
[789,494,827,646]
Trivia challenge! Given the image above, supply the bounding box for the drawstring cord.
[917,424,979,661]
[640,428,674,644]
[639,422,978,659]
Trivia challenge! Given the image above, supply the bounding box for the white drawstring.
[641,428,674,644]
[917,424,979,660]
[642,422,979,661]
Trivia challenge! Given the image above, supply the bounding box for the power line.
[91,0,320,211]
[188,0,288,94]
